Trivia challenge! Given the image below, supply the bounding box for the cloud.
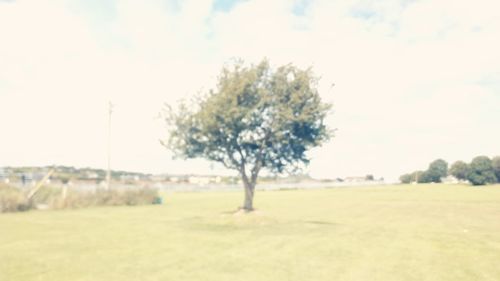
[0,0,499,181]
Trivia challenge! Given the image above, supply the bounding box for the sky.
[0,0,499,181]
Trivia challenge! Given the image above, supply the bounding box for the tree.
[411,170,423,183]
[419,159,447,183]
[417,170,434,183]
[162,59,332,211]
[399,173,412,184]
[365,174,374,181]
[466,156,497,186]
[492,156,500,183]
[399,170,423,184]
[449,160,469,181]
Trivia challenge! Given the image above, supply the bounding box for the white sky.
[0,0,499,181]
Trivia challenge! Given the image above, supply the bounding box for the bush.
[399,173,413,184]
[50,187,160,209]
[0,184,32,213]
[1,184,160,212]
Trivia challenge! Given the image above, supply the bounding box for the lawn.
[1,184,500,281]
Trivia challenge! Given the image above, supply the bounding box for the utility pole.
[106,101,113,191]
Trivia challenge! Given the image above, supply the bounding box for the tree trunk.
[242,178,255,211]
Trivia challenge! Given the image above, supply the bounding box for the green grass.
[1,184,500,281]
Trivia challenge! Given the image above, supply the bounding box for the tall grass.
[0,184,32,213]
[49,188,160,209]
[0,183,160,213]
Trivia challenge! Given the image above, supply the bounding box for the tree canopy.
[426,159,448,182]
[415,159,448,183]
[163,59,332,210]
[492,156,500,182]
[449,161,469,181]
[401,156,500,186]
[399,173,413,184]
[467,156,497,186]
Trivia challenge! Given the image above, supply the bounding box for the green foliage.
[401,159,447,184]
[399,170,423,184]
[399,173,413,184]
[163,59,332,209]
[430,159,448,176]
[449,161,469,180]
[492,156,500,183]
[422,159,448,183]
[417,170,434,183]
[164,59,331,174]
[403,157,500,186]
[467,156,497,186]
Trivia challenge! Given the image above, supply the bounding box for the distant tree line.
[400,156,500,186]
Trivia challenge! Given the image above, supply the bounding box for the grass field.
[1,184,500,281]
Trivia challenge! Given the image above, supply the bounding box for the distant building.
[168,176,180,183]
[188,176,211,185]
[120,174,140,182]
[86,172,99,180]
[151,175,169,182]
[187,176,223,185]
[441,175,460,184]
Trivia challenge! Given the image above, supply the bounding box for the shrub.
[1,184,160,212]
[49,187,160,209]
[121,187,159,206]
[0,184,32,213]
